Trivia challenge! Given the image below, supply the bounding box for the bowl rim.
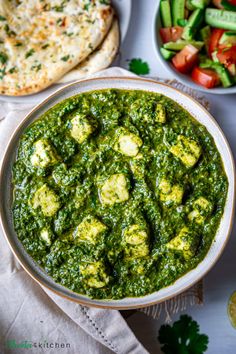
[0,75,235,309]
[152,2,236,95]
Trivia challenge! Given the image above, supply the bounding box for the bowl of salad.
[154,0,236,93]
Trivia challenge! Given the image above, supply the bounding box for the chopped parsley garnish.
[15,42,23,47]
[0,15,6,21]
[9,66,17,74]
[84,3,91,11]
[128,58,150,75]
[99,0,110,4]
[61,55,70,62]
[25,49,35,58]
[31,63,42,72]
[158,315,209,354]
[0,52,8,65]
[64,32,74,37]
[42,43,49,49]
[0,67,6,80]
[4,24,16,37]
[57,17,65,26]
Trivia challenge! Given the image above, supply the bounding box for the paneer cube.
[155,104,166,123]
[159,179,184,205]
[166,226,198,260]
[100,173,129,205]
[123,224,149,259]
[74,216,107,244]
[170,135,201,168]
[32,184,60,217]
[114,127,142,157]
[194,197,212,212]
[30,139,57,168]
[40,229,52,246]
[70,114,95,144]
[79,261,109,288]
[188,197,212,224]
[124,224,148,245]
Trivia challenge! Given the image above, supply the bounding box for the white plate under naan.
[0,0,131,103]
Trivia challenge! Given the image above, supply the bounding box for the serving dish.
[153,1,236,94]
[0,76,235,309]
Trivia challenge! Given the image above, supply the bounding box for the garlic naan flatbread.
[0,0,113,96]
[58,18,119,83]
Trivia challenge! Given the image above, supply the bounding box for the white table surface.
[119,1,236,353]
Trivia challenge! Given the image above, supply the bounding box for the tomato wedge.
[209,29,225,56]
[217,46,236,67]
[213,0,236,8]
[191,67,220,88]
[159,27,183,43]
[212,0,223,7]
[172,45,198,74]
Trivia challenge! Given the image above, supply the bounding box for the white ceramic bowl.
[153,2,236,94]
[0,76,235,309]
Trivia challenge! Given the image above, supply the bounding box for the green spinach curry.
[12,89,228,299]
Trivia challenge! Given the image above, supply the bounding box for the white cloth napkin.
[0,68,149,354]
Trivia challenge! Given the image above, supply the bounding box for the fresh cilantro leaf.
[158,315,209,354]
[128,58,150,75]
[0,15,6,21]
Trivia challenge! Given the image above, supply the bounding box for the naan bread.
[58,18,119,83]
[0,0,113,96]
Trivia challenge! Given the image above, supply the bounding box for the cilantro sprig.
[158,315,209,354]
[128,58,150,75]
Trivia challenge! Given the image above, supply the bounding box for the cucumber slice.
[177,19,188,27]
[163,40,204,50]
[160,0,172,27]
[186,0,196,11]
[211,51,220,62]
[182,9,204,40]
[190,0,210,9]
[200,25,211,52]
[205,8,236,30]
[199,59,234,87]
[216,66,234,87]
[160,47,176,60]
[172,0,185,26]
[219,31,236,44]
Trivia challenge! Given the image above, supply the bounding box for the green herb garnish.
[9,66,17,74]
[25,49,35,58]
[31,63,42,72]
[61,55,70,62]
[158,315,209,354]
[128,58,150,75]
[42,44,49,49]
[0,52,8,65]
[0,15,6,21]
[4,24,16,37]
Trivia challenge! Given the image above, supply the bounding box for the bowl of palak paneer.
[0,77,234,308]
